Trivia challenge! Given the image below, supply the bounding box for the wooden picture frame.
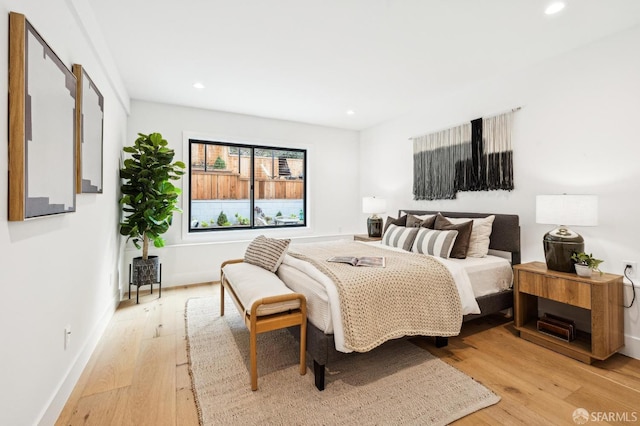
[73,64,104,194]
[9,12,77,220]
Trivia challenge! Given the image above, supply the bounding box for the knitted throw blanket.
[288,241,462,352]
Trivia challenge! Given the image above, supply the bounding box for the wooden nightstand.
[513,261,624,364]
[354,234,382,242]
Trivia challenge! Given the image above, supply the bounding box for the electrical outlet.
[64,325,71,350]
[622,261,637,278]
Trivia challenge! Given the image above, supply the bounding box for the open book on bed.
[327,256,386,268]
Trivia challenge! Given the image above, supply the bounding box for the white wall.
[124,100,361,287]
[359,26,640,360]
[0,1,129,424]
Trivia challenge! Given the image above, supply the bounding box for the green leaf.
[149,133,163,145]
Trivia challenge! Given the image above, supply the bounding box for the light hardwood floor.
[57,283,640,425]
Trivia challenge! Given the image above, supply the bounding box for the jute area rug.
[186,296,500,425]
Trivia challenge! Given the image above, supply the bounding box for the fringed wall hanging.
[412,110,515,200]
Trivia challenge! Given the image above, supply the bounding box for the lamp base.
[367,217,383,238]
[543,227,584,273]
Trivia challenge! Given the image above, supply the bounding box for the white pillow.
[411,228,459,258]
[445,215,495,257]
[382,224,419,251]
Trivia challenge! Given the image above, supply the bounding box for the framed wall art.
[73,64,104,194]
[9,12,77,220]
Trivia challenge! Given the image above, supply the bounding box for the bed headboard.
[399,210,521,265]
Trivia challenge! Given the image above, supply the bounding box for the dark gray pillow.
[406,214,436,229]
[434,213,473,259]
[383,215,407,233]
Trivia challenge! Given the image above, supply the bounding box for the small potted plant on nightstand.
[571,252,604,277]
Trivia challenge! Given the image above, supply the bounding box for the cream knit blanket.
[288,241,462,352]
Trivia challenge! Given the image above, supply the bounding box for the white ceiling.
[87,0,640,130]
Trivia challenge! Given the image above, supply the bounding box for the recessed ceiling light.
[545,2,565,15]
[346,110,355,115]
[193,82,205,89]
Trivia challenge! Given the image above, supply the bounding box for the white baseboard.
[37,292,119,425]
[620,334,640,360]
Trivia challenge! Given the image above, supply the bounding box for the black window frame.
[188,138,307,232]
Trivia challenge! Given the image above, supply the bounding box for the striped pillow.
[244,235,290,272]
[381,224,419,251]
[411,228,459,258]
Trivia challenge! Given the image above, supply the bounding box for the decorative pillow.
[382,224,419,251]
[244,235,290,272]
[406,214,436,229]
[383,215,407,233]
[445,215,495,258]
[411,228,459,258]
[434,214,473,259]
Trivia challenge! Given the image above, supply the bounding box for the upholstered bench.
[220,259,307,391]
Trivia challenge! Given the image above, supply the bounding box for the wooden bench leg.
[220,279,225,316]
[299,318,307,376]
[250,326,258,391]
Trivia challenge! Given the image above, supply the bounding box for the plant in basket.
[119,132,185,299]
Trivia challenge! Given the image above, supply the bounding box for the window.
[189,139,306,232]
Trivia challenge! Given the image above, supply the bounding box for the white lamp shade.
[536,195,598,226]
[362,197,386,214]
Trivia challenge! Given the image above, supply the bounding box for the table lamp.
[536,194,598,272]
[362,196,386,238]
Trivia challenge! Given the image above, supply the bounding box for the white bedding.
[277,240,513,353]
[438,253,514,298]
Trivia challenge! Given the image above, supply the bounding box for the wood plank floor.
[57,283,640,425]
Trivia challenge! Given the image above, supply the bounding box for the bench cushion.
[223,262,301,316]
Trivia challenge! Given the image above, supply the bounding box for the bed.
[280,210,520,390]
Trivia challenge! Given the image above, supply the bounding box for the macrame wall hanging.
[412,110,515,200]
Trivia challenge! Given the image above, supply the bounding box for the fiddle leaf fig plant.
[119,132,185,259]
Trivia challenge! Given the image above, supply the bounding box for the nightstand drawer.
[517,271,591,309]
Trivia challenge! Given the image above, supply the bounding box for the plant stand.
[128,260,162,304]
